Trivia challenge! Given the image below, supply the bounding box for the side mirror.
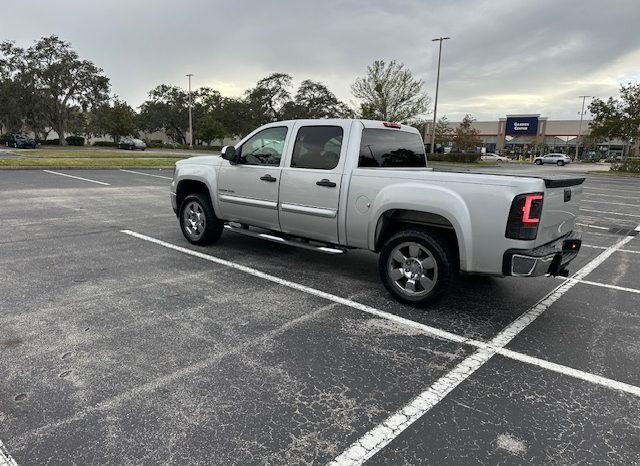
[221,145,237,164]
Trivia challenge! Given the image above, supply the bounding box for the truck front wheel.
[179,193,223,246]
[379,229,456,307]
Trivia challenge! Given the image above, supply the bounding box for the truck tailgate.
[536,177,585,246]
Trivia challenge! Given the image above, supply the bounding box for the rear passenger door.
[278,122,351,244]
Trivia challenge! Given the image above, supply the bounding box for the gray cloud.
[7,0,640,121]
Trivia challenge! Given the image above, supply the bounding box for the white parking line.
[580,208,640,218]
[0,439,18,466]
[119,169,173,180]
[584,192,635,200]
[582,199,640,208]
[331,231,637,465]
[121,230,640,398]
[566,277,640,295]
[584,186,640,194]
[119,230,477,347]
[583,244,640,254]
[42,170,110,186]
[576,223,609,230]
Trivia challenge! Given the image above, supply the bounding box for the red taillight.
[522,194,543,224]
[383,121,401,129]
[506,193,544,240]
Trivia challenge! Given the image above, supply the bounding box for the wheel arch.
[176,178,214,215]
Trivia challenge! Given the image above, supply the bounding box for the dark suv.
[5,134,37,149]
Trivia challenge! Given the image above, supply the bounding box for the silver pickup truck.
[170,119,583,306]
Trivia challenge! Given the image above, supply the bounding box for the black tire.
[378,229,456,307]
[179,193,223,246]
[557,160,564,166]
[535,159,542,165]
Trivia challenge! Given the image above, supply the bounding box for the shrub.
[611,159,640,173]
[144,142,221,151]
[38,138,60,145]
[428,152,481,163]
[66,136,85,146]
[93,141,118,147]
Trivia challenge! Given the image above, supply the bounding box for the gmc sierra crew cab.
[170,119,583,306]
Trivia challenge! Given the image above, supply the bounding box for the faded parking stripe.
[0,439,18,466]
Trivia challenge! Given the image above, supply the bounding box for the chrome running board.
[224,224,346,254]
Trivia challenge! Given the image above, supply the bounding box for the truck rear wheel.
[379,229,456,307]
[179,193,223,246]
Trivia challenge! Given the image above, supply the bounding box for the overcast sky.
[5,0,640,121]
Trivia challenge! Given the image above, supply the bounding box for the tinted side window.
[238,126,288,166]
[358,129,426,168]
[291,126,343,170]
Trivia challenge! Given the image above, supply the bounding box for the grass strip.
[0,157,179,169]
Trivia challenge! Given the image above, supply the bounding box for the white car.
[480,153,509,163]
[533,153,571,166]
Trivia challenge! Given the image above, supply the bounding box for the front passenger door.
[217,125,289,231]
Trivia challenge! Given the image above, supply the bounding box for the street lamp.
[575,95,591,161]
[186,73,194,149]
[430,37,450,156]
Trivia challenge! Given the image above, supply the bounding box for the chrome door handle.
[260,174,277,182]
[316,179,336,187]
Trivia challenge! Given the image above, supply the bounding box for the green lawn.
[0,146,192,168]
[0,157,180,168]
[8,148,185,158]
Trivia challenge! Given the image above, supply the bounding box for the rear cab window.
[358,129,426,168]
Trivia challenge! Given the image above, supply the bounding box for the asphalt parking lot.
[1,166,639,465]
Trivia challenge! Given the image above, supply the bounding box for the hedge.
[144,142,222,151]
[37,139,60,145]
[37,137,85,146]
[611,159,640,173]
[66,136,85,146]
[428,152,481,163]
[93,141,118,147]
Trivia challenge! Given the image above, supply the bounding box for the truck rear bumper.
[503,231,582,277]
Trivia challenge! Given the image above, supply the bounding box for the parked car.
[170,119,584,306]
[5,134,37,149]
[480,153,509,163]
[533,153,571,166]
[118,138,146,150]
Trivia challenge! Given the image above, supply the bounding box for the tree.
[0,78,24,134]
[282,80,353,119]
[66,108,91,137]
[351,59,430,122]
[192,87,226,144]
[93,99,138,142]
[217,97,255,139]
[589,83,640,154]
[138,85,189,144]
[0,35,110,144]
[245,73,293,124]
[453,114,481,152]
[434,115,454,149]
[194,114,226,145]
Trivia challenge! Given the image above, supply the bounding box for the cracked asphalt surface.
[1,167,639,465]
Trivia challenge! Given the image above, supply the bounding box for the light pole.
[186,73,194,149]
[575,95,590,161]
[430,37,450,156]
